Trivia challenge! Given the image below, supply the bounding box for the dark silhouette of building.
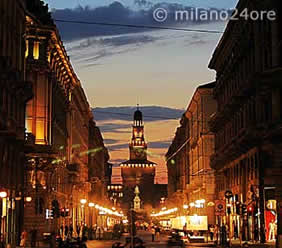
[208,0,282,244]
[0,0,32,247]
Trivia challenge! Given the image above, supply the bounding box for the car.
[167,232,185,247]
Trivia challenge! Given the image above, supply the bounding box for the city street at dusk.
[1,0,282,248]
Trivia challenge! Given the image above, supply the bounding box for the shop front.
[264,189,277,243]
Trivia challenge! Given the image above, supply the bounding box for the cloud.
[51,2,227,41]
[66,34,159,64]
[93,106,184,122]
[104,138,120,145]
[134,0,153,8]
[108,143,129,151]
[98,123,131,133]
[148,140,172,149]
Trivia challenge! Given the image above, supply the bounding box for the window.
[33,41,40,60]
[25,39,29,58]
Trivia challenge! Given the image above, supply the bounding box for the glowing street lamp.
[0,191,7,198]
[80,199,87,205]
[183,204,189,209]
[25,197,32,202]
[88,202,95,207]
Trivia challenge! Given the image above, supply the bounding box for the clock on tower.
[129,107,147,160]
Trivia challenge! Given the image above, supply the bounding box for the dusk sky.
[43,0,239,183]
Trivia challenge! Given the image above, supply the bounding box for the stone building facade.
[208,0,282,243]
[0,0,33,247]
[21,0,109,242]
[166,115,189,208]
[166,83,216,226]
[185,82,216,225]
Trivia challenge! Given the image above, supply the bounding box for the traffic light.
[61,208,66,217]
[247,205,253,214]
[61,208,70,217]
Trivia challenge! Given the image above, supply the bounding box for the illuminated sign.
[215,200,226,216]
[171,216,208,231]
[46,209,53,219]
[187,216,208,231]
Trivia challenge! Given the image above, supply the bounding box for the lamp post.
[80,199,87,225]
[0,191,7,198]
[88,203,95,227]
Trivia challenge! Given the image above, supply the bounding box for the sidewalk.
[186,240,275,248]
[227,240,275,248]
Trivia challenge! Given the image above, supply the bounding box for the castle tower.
[120,107,157,208]
[129,105,147,160]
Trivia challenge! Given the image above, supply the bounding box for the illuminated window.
[33,41,40,60]
[47,51,51,63]
[25,40,29,58]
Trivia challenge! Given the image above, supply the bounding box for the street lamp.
[88,202,95,227]
[25,197,32,202]
[183,204,189,209]
[80,199,87,224]
[88,202,95,207]
[0,191,7,198]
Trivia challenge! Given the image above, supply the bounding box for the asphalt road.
[86,230,215,248]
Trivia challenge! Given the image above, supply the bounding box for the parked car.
[167,232,185,247]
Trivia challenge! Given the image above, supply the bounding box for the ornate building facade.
[166,83,216,225]
[88,119,111,225]
[21,0,109,243]
[209,0,282,243]
[166,114,189,208]
[0,0,33,247]
[185,82,216,225]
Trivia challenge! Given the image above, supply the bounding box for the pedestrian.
[151,227,155,242]
[30,228,37,248]
[64,225,69,240]
[155,226,160,242]
[77,225,80,237]
[209,225,214,241]
[0,234,5,248]
[79,236,87,248]
[269,219,276,241]
[100,227,104,240]
[20,230,28,248]
[214,225,219,244]
[183,223,187,236]
[69,224,73,238]
[96,227,102,240]
[233,221,238,240]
